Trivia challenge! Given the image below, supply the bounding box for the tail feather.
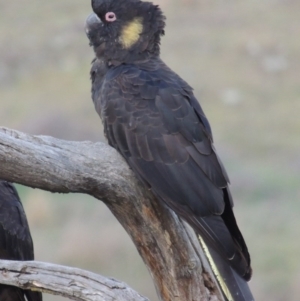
[199,236,254,301]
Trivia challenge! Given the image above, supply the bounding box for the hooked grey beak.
[85,13,102,36]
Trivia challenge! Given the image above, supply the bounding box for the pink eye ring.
[105,12,116,22]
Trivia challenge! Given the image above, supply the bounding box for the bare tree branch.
[0,127,224,301]
[0,260,149,301]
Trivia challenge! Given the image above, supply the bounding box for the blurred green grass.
[1,0,300,300]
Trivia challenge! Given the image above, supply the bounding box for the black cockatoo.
[0,181,42,301]
[85,1,254,300]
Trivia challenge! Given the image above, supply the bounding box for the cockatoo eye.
[105,12,116,22]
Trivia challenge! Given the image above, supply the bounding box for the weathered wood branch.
[0,127,224,301]
[0,260,148,301]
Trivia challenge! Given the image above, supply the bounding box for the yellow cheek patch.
[120,18,143,49]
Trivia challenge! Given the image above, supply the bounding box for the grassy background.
[1,0,300,300]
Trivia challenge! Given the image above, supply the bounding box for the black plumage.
[0,181,42,301]
[86,1,253,300]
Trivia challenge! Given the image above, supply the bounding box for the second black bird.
[0,181,42,301]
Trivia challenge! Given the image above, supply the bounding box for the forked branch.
[0,127,223,301]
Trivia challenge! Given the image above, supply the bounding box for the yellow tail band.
[198,235,234,301]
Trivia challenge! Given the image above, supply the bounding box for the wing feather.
[0,181,33,261]
[95,61,251,281]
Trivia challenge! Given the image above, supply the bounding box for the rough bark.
[0,260,149,301]
[0,127,224,301]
